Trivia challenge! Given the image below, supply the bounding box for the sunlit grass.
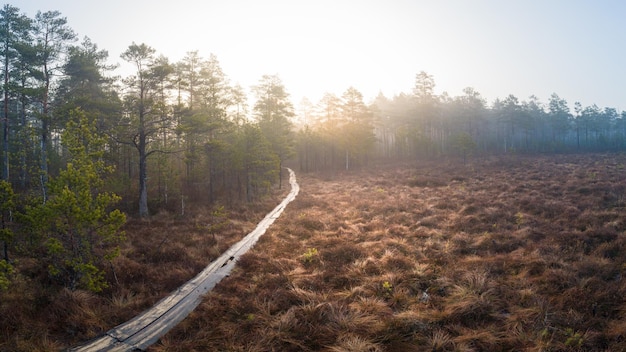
[149,154,626,351]
[5,155,626,350]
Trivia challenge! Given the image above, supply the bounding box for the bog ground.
[3,153,626,351]
[149,154,626,351]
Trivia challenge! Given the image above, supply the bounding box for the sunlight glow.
[13,0,626,108]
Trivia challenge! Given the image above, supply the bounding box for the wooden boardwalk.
[70,169,299,352]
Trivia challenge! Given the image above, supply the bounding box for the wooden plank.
[69,169,298,351]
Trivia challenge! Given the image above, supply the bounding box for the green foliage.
[341,120,377,169]
[73,261,107,292]
[382,281,393,297]
[237,123,280,201]
[254,74,296,186]
[0,180,15,257]
[252,74,295,123]
[302,247,319,264]
[0,259,13,291]
[199,205,229,234]
[294,87,376,171]
[564,328,584,348]
[452,132,476,163]
[515,212,524,228]
[0,180,15,211]
[26,109,126,292]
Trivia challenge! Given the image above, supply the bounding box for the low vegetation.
[3,153,626,351]
[148,153,626,351]
[0,188,286,351]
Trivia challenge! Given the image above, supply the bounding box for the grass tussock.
[6,156,626,351]
[149,154,626,351]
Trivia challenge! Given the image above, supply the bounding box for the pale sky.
[11,0,626,110]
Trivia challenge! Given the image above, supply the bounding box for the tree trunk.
[2,50,9,181]
[208,159,214,203]
[246,168,252,202]
[40,117,48,202]
[138,153,149,217]
[19,95,27,188]
[138,128,149,217]
[278,160,283,190]
[41,66,50,203]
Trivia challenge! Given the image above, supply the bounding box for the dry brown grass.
[5,156,626,350]
[0,182,287,351]
[144,154,626,351]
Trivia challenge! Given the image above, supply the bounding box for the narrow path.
[70,168,299,352]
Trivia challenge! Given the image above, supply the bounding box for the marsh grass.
[0,189,285,350]
[147,154,626,351]
[5,156,626,351]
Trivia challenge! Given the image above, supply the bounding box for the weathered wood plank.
[69,169,298,352]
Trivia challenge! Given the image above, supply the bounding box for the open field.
[3,153,626,351]
[148,154,626,351]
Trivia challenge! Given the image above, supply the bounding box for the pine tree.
[252,75,295,187]
[0,5,32,182]
[33,10,76,201]
[25,109,125,292]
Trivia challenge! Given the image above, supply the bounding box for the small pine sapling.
[26,109,126,292]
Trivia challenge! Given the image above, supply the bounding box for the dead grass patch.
[8,154,626,351]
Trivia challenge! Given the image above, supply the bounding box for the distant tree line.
[296,71,626,172]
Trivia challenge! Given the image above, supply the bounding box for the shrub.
[301,247,319,264]
[0,259,13,291]
[24,111,126,292]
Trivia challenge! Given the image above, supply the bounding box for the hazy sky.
[11,0,626,110]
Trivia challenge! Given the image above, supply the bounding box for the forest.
[2,4,626,350]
